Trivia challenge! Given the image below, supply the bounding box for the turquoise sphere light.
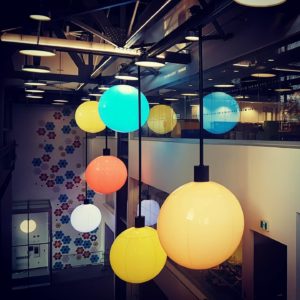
[201,92,240,134]
[98,85,150,133]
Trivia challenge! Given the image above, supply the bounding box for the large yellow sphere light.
[75,101,105,133]
[110,226,167,283]
[147,104,177,134]
[20,220,37,233]
[157,181,244,269]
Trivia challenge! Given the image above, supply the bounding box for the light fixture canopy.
[22,64,50,73]
[135,56,165,68]
[234,0,286,7]
[19,49,55,57]
[185,31,199,41]
[115,72,138,81]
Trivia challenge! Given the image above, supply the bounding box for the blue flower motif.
[87,190,95,198]
[61,245,70,254]
[44,144,54,153]
[69,119,77,127]
[58,194,68,203]
[62,235,72,244]
[32,158,42,167]
[65,145,75,154]
[58,159,68,168]
[53,261,63,270]
[90,254,99,264]
[65,170,75,179]
[74,237,83,246]
[55,176,65,185]
[62,107,71,116]
[60,215,70,225]
[61,125,71,134]
[54,231,64,239]
[82,240,92,249]
[45,122,55,131]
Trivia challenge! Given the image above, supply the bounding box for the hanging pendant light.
[85,129,127,194]
[157,28,244,270]
[98,85,150,133]
[110,66,166,284]
[75,101,106,133]
[135,55,165,68]
[234,0,286,7]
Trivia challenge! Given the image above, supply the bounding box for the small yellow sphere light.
[157,181,244,269]
[75,101,105,133]
[110,226,167,283]
[147,104,177,134]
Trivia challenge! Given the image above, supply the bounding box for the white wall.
[129,138,300,300]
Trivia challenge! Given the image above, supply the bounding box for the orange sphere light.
[157,181,244,269]
[85,155,127,194]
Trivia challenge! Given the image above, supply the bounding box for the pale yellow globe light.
[234,0,286,7]
[147,104,177,134]
[110,226,167,283]
[75,101,105,133]
[20,219,37,233]
[157,181,244,269]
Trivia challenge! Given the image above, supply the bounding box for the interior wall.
[128,138,300,300]
[12,104,103,270]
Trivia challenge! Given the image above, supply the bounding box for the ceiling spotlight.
[24,81,47,86]
[181,92,198,96]
[233,0,286,7]
[164,98,179,101]
[115,72,138,81]
[135,57,165,68]
[26,94,43,99]
[251,73,276,78]
[214,84,235,88]
[22,64,50,73]
[185,31,199,42]
[98,85,110,91]
[25,88,45,93]
[53,99,69,103]
[19,49,55,57]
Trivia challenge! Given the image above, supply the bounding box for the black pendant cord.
[135,66,145,228]
[105,127,108,149]
[37,21,42,45]
[84,132,89,204]
[194,27,209,183]
[103,127,110,156]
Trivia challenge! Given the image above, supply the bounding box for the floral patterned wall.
[13,104,103,270]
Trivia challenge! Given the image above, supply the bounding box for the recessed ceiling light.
[26,94,43,99]
[181,93,198,96]
[81,97,90,101]
[251,73,276,78]
[164,98,179,101]
[115,72,138,81]
[214,84,235,88]
[274,88,292,92]
[268,59,275,62]
[19,49,55,57]
[22,65,50,73]
[53,99,68,103]
[208,78,213,81]
[149,102,159,105]
[24,81,47,86]
[233,0,286,8]
[25,89,45,93]
[88,93,102,97]
[135,57,165,68]
[233,70,239,73]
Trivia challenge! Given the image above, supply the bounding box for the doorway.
[254,231,287,299]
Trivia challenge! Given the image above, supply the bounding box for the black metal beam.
[147,0,233,57]
[164,52,191,64]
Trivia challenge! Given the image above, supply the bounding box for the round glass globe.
[200,92,240,134]
[71,204,101,233]
[98,85,150,133]
[75,101,106,133]
[137,199,160,226]
[20,220,37,233]
[147,104,177,134]
[110,226,167,283]
[234,0,286,7]
[157,181,244,269]
[85,155,127,194]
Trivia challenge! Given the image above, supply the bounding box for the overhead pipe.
[0,33,140,58]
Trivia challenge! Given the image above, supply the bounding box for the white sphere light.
[20,219,37,233]
[234,0,286,7]
[71,204,102,233]
[137,199,160,226]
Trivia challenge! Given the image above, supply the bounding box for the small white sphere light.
[71,204,102,233]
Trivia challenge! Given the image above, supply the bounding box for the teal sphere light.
[200,92,240,134]
[98,85,150,133]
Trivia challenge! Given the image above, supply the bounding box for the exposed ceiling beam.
[70,19,117,47]
[127,0,140,37]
